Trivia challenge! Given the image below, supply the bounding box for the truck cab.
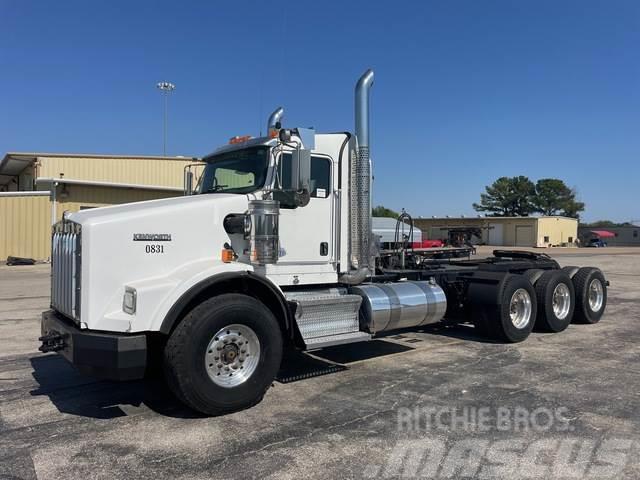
[201,132,351,286]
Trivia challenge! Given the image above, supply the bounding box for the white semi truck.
[40,70,608,415]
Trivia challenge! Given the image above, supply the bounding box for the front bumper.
[40,310,147,381]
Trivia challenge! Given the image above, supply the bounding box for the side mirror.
[290,148,311,192]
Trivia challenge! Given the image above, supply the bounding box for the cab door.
[275,153,334,265]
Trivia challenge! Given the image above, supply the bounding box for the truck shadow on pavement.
[29,326,496,420]
[29,355,205,419]
[418,323,504,343]
[29,343,415,420]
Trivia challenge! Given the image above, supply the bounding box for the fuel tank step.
[304,331,371,350]
[285,290,371,350]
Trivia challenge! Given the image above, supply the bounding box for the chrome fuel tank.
[350,281,447,334]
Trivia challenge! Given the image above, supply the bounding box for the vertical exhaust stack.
[340,69,374,285]
[267,107,284,136]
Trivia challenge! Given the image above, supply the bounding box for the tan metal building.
[0,152,203,261]
[413,216,578,247]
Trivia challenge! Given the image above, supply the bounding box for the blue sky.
[1,0,638,222]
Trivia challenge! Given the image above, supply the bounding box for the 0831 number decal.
[145,244,165,254]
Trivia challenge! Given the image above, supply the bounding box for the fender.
[159,271,293,335]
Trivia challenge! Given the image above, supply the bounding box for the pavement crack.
[209,398,405,470]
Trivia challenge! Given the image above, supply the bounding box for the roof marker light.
[229,135,252,145]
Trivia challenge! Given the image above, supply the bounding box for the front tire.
[164,293,283,416]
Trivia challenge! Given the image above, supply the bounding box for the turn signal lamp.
[221,249,235,263]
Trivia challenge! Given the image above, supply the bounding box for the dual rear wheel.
[571,267,607,324]
[531,267,607,327]
[471,274,537,343]
[471,267,606,343]
[533,270,575,333]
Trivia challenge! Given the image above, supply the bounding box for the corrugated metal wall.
[55,185,179,222]
[537,217,578,247]
[0,194,51,260]
[0,186,184,261]
[502,219,538,246]
[414,217,578,247]
[37,156,203,188]
[1,155,207,261]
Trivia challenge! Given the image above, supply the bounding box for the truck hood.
[68,193,246,227]
[72,193,253,329]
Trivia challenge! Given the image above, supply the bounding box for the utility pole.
[156,81,175,156]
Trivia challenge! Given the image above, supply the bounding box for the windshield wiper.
[201,185,229,194]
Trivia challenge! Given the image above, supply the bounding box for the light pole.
[156,81,175,156]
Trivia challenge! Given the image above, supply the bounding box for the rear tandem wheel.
[572,267,607,324]
[533,270,575,333]
[470,274,537,343]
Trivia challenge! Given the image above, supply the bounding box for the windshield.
[199,146,270,194]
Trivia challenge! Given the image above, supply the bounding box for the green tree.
[532,178,585,218]
[473,176,536,216]
[560,196,585,219]
[372,205,400,218]
[581,220,632,228]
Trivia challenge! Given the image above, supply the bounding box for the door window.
[279,154,331,199]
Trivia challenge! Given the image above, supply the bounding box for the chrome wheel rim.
[552,283,571,320]
[205,324,260,388]
[510,288,532,329]
[588,279,604,312]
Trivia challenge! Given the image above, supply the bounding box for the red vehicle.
[413,239,444,248]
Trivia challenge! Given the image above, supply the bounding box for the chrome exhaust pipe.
[355,69,374,150]
[267,107,284,135]
[340,69,374,285]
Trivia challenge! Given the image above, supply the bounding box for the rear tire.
[522,269,544,285]
[572,267,607,324]
[534,271,575,332]
[471,274,537,343]
[163,293,283,416]
[561,266,580,279]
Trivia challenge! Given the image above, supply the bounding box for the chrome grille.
[51,221,82,322]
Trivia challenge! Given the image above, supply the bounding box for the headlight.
[123,287,137,315]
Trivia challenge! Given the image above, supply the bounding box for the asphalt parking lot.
[1,249,639,479]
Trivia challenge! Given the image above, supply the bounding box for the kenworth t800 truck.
[40,70,608,415]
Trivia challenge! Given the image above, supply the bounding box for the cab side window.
[279,154,331,198]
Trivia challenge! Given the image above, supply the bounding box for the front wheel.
[163,293,283,416]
